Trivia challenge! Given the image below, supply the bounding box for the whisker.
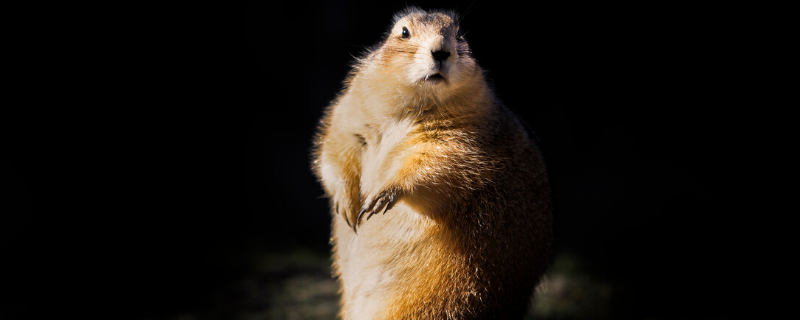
[458,0,479,24]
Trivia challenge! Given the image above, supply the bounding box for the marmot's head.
[370,7,480,101]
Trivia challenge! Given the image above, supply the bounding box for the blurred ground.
[144,251,616,320]
[237,250,339,320]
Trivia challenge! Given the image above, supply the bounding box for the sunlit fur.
[312,7,552,320]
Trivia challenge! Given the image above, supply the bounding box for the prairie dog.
[312,7,552,320]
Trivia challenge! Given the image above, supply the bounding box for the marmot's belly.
[334,202,441,319]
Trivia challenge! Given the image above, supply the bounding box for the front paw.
[355,187,401,231]
[332,193,356,229]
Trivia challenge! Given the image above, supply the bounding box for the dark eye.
[401,27,410,39]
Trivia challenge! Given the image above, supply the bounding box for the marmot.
[312,7,552,320]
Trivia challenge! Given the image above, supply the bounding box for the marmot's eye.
[401,27,410,39]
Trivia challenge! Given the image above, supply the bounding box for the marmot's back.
[312,7,552,320]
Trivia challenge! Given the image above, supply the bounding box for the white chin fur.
[408,64,458,85]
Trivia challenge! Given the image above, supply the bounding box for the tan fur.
[311,8,552,320]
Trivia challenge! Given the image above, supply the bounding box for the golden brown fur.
[311,7,552,320]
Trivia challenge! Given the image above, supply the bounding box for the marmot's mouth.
[425,73,446,83]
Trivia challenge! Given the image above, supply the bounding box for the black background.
[2,1,775,319]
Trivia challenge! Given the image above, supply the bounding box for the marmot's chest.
[358,119,417,190]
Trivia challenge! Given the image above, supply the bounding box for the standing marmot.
[312,7,552,320]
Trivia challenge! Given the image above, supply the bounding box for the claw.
[366,199,380,221]
[352,189,401,234]
[367,208,378,221]
[357,208,367,224]
[343,210,352,229]
[383,199,394,214]
[336,202,352,228]
[368,194,392,220]
[354,208,367,234]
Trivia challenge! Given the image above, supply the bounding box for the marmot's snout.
[432,49,451,62]
[423,37,455,82]
[427,34,454,60]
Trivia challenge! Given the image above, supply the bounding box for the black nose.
[432,50,451,62]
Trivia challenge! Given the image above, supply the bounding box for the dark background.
[2,1,773,319]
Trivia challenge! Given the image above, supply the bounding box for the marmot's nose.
[432,50,451,62]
